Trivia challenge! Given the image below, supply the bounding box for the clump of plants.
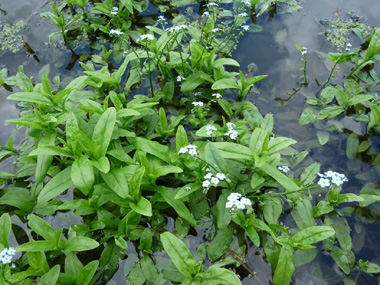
[0,0,380,284]
[0,20,29,54]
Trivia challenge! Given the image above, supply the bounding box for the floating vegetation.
[320,10,372,50]
[0,20,29,54]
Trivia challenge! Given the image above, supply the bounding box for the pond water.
[1,0,380,284]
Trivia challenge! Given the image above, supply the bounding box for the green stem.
[346,59,370,78]
[145,44,154,97]
[174,37,186,76]
[250,185,318,199]
[323,58,340,87]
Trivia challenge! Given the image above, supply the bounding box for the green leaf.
[329,246,351,274]
[176,125,188,152]
[101,168,129,198]
[319,85,336,104]
[366,27,380,60]
[127,261,146,285]
[201,267,241,284]
[90,156,110,173]
[129,167,145,201]
[292,226,335,245]
[204,143,228,174]
[160,232,198,279]
[16,240,56,252]
[211,78,239,90]
[0,189,34,213]
[347,95,373,106]
[208,229,233,262]
[157,187,196,227]
[130,197,152,217]
[213,142,252,160]
[313,201,334,217]
[267,137,297,154]
[272,247,294,285]
[331,215,352,254]
[317,106,345,120]
[35,131,56,183]
[76,260,99,285]
[0,213,11,248]
[213,58,240,67]
[38,265,60,285]
[245,226,260,247]
[64,236,99,252]
[263,197,282,225]
[28,214,57,241]
[317,131,329,145]
[260,163,300,192]
[140,255,158,283]
[133,137,171,163]
[65,252,84,278]
[139,228,153,254]
[152,166,182,180]
[37,166,73,204]
[300,163,320,186]
[92,107,116,158]
[7,92,54,106]
[71,156,94,195]
[181,71,207,93]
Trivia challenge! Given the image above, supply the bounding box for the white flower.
[241,197,252,206]
[136,34,154,43]
[203,180,211,188]
[301,50,307,55]
[6,248,15,256]
[192,101,204,107]
[1,255,12,264]
[204,173,213,179]
[318,178,330,188]
[347,43,352,47]
[226,122,236,130]
[206,168,210,172]
[345,48,351,52]
[177,75,186,82]
[212,93,222,99]
[186,186,191,191]
[324,170,335,177]
[202,11,209,17]
[188,148,197,156]
[212,28,222,33]
[165,24,188,33]
[235,200,245,209]
[11,263,16,268]
[110,29,125,36]
[158,15,166,22]
[241,0,251,5]
[278,166,290,173]
[187,144,197,149]
[110,7,118,15]
[241,25,250,31]
[317,173,325,177]
[215,173,226,180]
[207,2,219,7]
[331,175,343,186]
[228,192,242,201]
[0,249,7,257]
[238,12,248,17]
[211,177,220,185]
[179,147,188,154]
[226,201,234,208]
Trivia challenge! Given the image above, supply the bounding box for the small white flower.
[11,263,16,268]
[7,248,15,256]
[179,147,188,154]
[206,130,213,135]
[188,148,197,156]
[186,186,191,191]
[238,12,248,17]
[278,166,290,173]
[203,180,211,188]
[1,255,12,264]
[186,144,197,149]
[110,7,118,15]
[331,175,343,186]
[324,170,335,177]
[226,201,234,208]
[177,75,186,82]
[0,249,7,257]
[110,29,125,36]
[207,2,219,7]
[226,122,236,130]
[192,101,204,107]
[212,28,222,33]
[206,168,210,172]
[202,11,209,17]
[317,173,325,177]
[211,177,220,185]
[235,200,245,209]
[204,173,213,179]
[347,43,352,47]
[241,0,251,5]
[228,192,242,201]
[241,197,252,206]
[301,50,307,55]
[318,178,331,188]
[241,25,250,31]
[158,15,166,22]
[212,93,222,99]
[215,173,226,180]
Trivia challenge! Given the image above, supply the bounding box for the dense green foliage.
[1,0,380,284]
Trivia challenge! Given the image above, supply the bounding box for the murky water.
[1,0,380,284]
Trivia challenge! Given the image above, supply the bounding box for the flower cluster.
[165,24,188,33]
[178,144,197,156]
[0,248,16,265]
[226,193,252,209]
[192,101,204,107]
[212,93,222,99]
[177,75,186,82]
[238,12,248,17]
[301,47,307,55]
[110,29,125,36]
[203,172,226,188]
[136,34,154,43]
[207,2,219,7]
[205,125,217,136]
[225,122,238,140]
[278,165,290,173]
[110,7,118,15]
[317,170,348,188]
[345,42,352,52]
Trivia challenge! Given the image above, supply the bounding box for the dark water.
[1,0,380,284]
